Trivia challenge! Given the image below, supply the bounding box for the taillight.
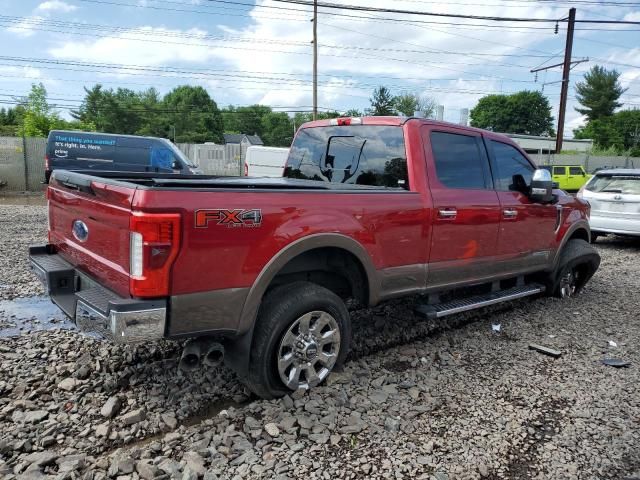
[44,154,50,170]
[129,212,181,298]
[245,161,249,176]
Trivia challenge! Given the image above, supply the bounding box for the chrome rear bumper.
[29,245,166,343]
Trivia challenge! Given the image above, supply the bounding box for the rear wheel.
[246,282,351,399]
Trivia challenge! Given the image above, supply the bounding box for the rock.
[158,459,182,477]
[161,413,178,430]
[95,422,111,437]
[384,417,400,432]
[182,466,199,480]
[121,408,145,425]
[57,378,78,391]
[22,410,48,423]
[369,391,389,404]
[110,456,135,475]
[100,396,121,418]
[245,416,261,429]
[40,436,55,447]
[264,423,280,437]
[57,454,87,473]
[478,464,489,477]
[75,365,91,379]
[136,460,161,480]
[23,451,58,467]
[183,451,206,477]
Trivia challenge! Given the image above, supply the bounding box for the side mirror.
[529,169,553,203]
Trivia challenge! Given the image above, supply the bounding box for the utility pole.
[530,8,582,154]
[556,7,576,154]
[312,0,318,121]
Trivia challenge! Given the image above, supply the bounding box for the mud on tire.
[246,281,351,399]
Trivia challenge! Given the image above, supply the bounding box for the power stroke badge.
[195,209,263,229]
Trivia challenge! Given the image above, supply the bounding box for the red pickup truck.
[30,117,600,398]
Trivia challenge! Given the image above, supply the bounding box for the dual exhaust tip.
[179,338,225,371]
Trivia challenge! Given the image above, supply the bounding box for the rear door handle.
[438,208,457,219]
[503,209,517,219]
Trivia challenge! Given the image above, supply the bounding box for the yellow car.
[540,165,592,192]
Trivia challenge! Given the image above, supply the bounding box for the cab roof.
[299,116,513,143]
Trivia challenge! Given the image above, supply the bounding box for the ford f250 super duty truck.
[30,117,600,399]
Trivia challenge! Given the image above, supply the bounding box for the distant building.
[505,134,593,154]
[223,134,264,147]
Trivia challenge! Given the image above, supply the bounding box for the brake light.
[129,212,181,297]
[245,161,249,176]
[44,154,50,170]
[330,117,362,126]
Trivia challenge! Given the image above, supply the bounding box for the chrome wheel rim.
[277,311,341,391]
[559,268,577,298]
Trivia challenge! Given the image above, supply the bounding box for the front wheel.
[246,282,351,399]
[547,238,600,298]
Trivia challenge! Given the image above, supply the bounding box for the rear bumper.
[29,245,166,343]
[590,214,640,236]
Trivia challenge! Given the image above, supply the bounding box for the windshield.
[284,125,408,189]
[163,140,196,168]
[587,175,640,195]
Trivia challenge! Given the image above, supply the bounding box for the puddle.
[0,195,46,206]
[0,296,75,337]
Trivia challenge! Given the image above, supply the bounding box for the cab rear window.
[284,125,408,189]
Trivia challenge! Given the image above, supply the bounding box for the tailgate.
[48,173,136,298]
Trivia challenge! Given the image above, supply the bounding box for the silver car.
[577,169,640,241]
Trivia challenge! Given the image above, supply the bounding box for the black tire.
[246,281,351,399]
[547,238,600,298]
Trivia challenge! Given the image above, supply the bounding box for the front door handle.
[503,209,517,219]
[438,208,457,219]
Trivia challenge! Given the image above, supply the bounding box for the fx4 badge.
[195,209,263,228]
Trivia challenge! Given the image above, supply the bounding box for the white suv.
[578,169,640,241]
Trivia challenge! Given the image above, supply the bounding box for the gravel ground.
[1,202,639,480]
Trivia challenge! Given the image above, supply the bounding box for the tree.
[261,112,294,146]
[575,65,627,122]
[393,93,437,117]
[223,105,272,137]
[343,108,363,117]
[163,85,224,143]
[369,86,396,116]
[18,83,61,137]
[394,93,418,117]
[415,95,437,119]
[470,90,554,136]
[574,109,640,155]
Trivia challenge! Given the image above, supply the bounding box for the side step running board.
[414,284,545,320]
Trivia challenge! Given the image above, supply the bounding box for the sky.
[0,0,639,136]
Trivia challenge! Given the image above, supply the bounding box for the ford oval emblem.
[72,220,89,242]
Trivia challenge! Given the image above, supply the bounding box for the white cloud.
[36,0,78,13]
[6,16,46,37]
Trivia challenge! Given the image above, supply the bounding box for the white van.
[245,146,289,177]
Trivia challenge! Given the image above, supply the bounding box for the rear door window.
[285,125,408,189]
[430,131,490,189]
[489,140,535,191]
[569,167,583,175]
